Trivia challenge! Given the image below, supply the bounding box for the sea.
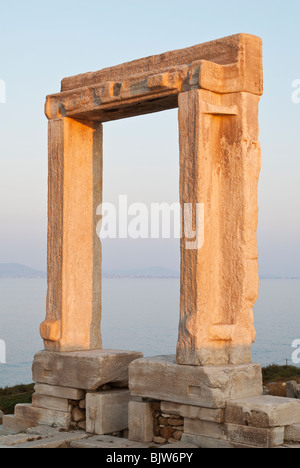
[0,278,299,388]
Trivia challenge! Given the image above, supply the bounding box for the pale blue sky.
[0,0,299,276]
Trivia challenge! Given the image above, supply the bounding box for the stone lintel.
[129,355,262,409]
[61,34,262,92]
[33,349,143,391]
[45,34,263,122]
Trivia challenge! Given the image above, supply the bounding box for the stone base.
[6,349,143,433]
[5,350,300,448]
[176,344,253,367]
[129,355,263,408]
[129,396,300,448]
[128,355,300,448]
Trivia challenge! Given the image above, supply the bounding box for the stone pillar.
[177,89,261,366]
[40,117,103,352]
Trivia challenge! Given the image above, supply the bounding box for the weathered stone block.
[71,406,85,423]
[284,424,300,443]
[86,389,130,435]
[32,394,72,412]
[129,356,262,408]
[161,401,224,423]
[2,414,26,434]
[33,349,143,390]
[128,401,154,443]
[183,424,284,448]
[181,433,232,449]
[225,395,300,428]
[226,423,284,448]
[34,383,85,400]
[286,381,300,399]
[14,404,71,428]
[184,419,227,439]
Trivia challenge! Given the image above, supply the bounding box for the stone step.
[225,395,300,428]
[2,415,27,434]
[14,404,71,429]
[285,423,300,443]
[0,425,12,436]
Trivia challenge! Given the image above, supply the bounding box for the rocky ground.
[0,425,197,449]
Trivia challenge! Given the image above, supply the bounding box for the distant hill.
[102,267,300,279]
[0,263,46,279]
[103,266,179,278]
[260,274,300,280]
[1,263,298,280]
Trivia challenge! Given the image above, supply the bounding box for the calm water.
[0,278,299,387]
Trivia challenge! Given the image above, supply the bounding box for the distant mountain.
[260,274,282,279]
[0,263,46,279]
[103,266,179,278]
[103,267,300,280]
[1,263,297,280]
[260,274,300,280]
